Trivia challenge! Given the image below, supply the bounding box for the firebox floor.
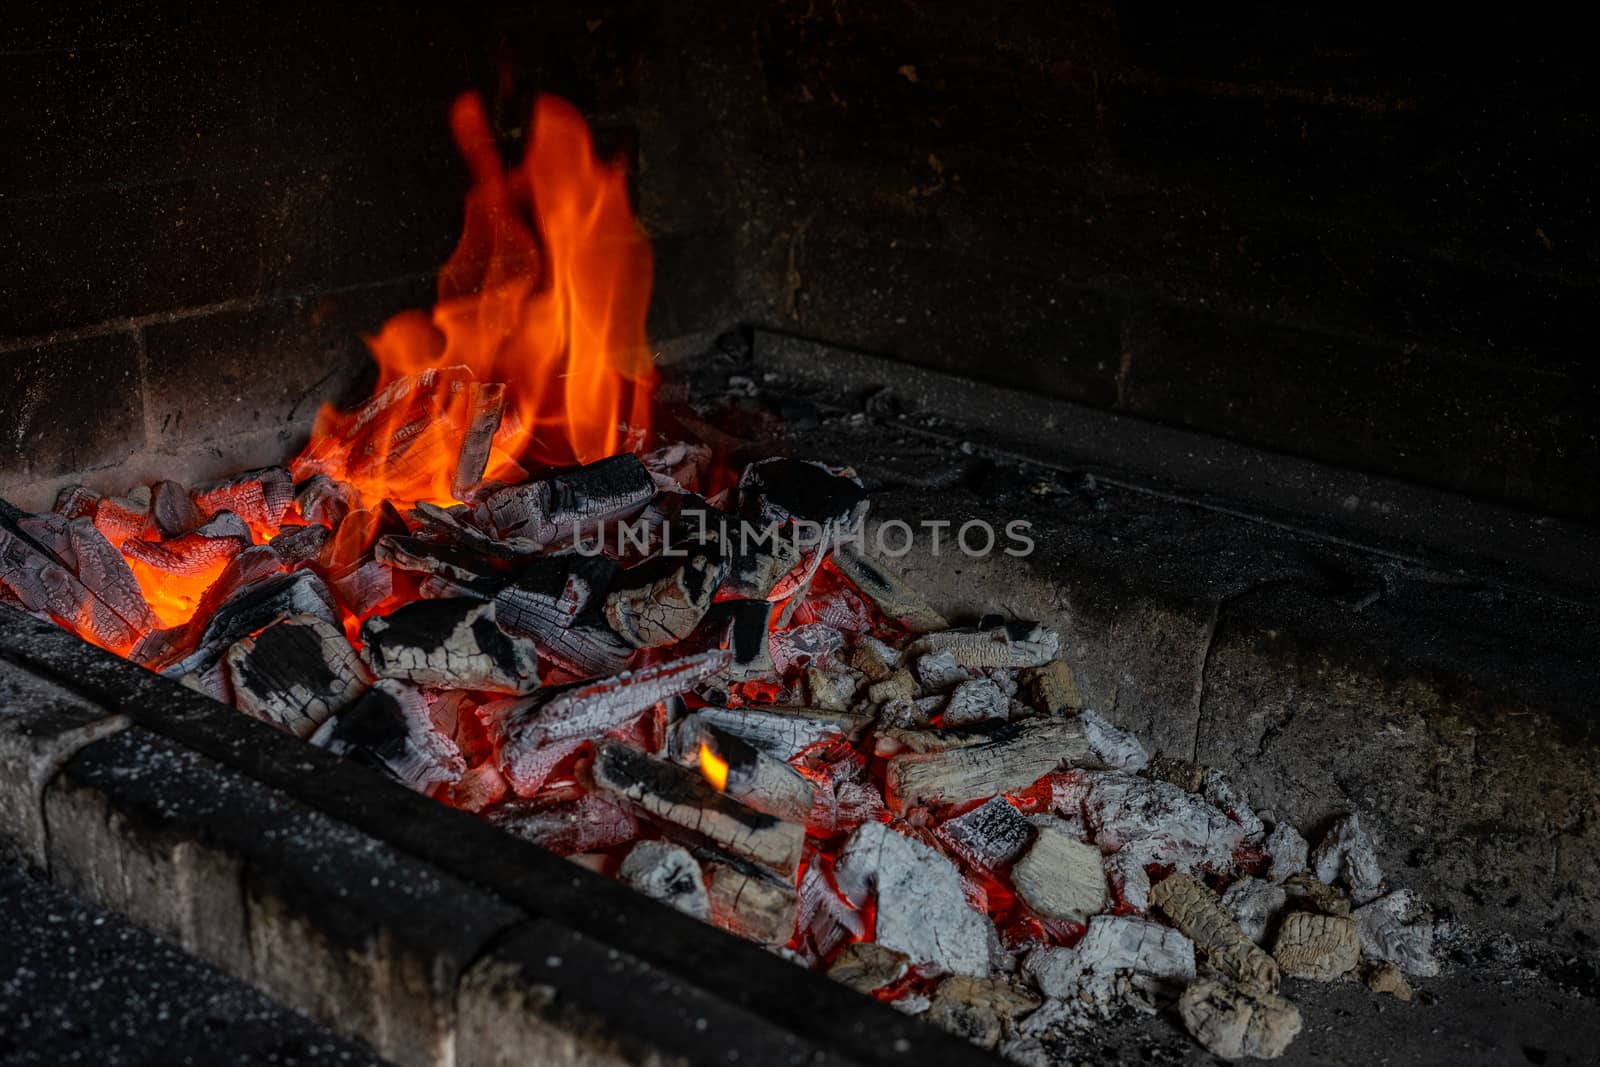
[0,862,386,1067]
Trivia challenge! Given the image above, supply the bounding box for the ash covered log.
[0,507,146,652]
[1150,873,1280,996]
[488,555,631,677]
[907,620,1060,670]
[681,704,871,762]
[604,541,729,648]
[797,862,867,960]
[683,599,777,683]
[375,534,502,584]
[224,613,371,738]
[493,649,732,796]
[192,466,295,528]
[154,568,338,676]
[451,381,505,501]
[833,820,994,977]
[311,678,464,793]
[53,485,99,521]
[1178,978,1302,1061]
[617,840,711,921]
[1271,911,1359,981]
[361,598,539,694]
[829,547,947,634]
[477,453,655,544]
[488,791,640,855]
[590,741,805,876]
[1049,771,1244,872]
[1011,819,1108,922]
[942,678,1010,726]
[884,717,1094,812]
[682,720,817,824]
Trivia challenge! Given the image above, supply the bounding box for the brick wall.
[5,2,1595,522]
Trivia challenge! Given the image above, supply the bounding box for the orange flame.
[125,555,232,630]
[698,742,730,792]
[292,92,656,506]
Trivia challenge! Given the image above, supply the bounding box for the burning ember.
[0,92,1440,1063]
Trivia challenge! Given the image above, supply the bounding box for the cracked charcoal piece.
[604,540,729,648]
[681,720,817,823]
[191,466,295,528]
[1272,911,1359,981]
[935,796,1034,873]
[906,621,1060,670]
[829,546,947,633]
[885,717,1095,812]
[488,792,639,855]
[151,479,201,537]
[1178,977,1302,1061]
[268,524,330,564]
[1311,813,1385,904]
[451,381,505,500]
[1053,771,1244,872]
[361,598,539,694]
[617,840,711,920]
[590,741,805,876]
[797,863,868,960]
[1264,822,1310,883]
[833,820,995,977]
[495,649,733,796]
[120,514,253,575]
[310,678,464,794]
[943,678,1010,726]
[1150,873,1280,995]
[53,484,100,520]
[1011,820,1108,922]
[704,862,798,946]
[375,535,502,584]
[683,705,871,762]
[0,512,144,652]
[927,976,1041,1051]
[737,458,868,528]
[478,453,655,543]
[225,613,371,738]
[294,474,362,529]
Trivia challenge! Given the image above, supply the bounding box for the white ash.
[834,820,996,976]
[848,635,900,680]
[915,649,971,693]
[1105,851,1151,913]
[943,678,1011,726]
[616,841,710,921]
[1055,771,1243,873]
[769,622,846,676]
[1357,890,1439,977]
[1078,710,1149,773]
[1311,813,1385,904]
[1178,977,1302,1061]
[1263,822,1310,883]
[804,664,857,710]
[1024,916,1196,1003]
[1222,877,1288,945]
[908,621,1061,670]
[865,668,917,705]
[1011,820,1107,922]
[935,796,1034,873]
[1201,768,1264,840]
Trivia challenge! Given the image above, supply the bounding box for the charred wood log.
[361,598,539,694]
[156,568,337,676]
[590,741,805,876]
[604,540,729,648]
[375,534,502,584]
[935,796,1035,874]
[310,678,464,794]
[294,473,362,529]
[884,717,1095,812]
[907,620,1060,670]
[192,466,294,528]
[487,791,640,855]
[705,862,797,946]
[150,480,202,538]
[684,721,817,824]
[120,513,253,574]
[678,705,871,762]
[92,486,153,548]
[0,508,145,652]
[477,453,655,545]
[224,613,371,737]
[451,381,505,501]
[617,840,711,921]
[53,485,100,521]
[268,523,331,564]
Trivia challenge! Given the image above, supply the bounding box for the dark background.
[4,2,1595,521]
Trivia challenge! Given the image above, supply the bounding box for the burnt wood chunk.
[268,523,331,563]
[151,480,201,538]
[617,840,711,920]
[682,705,871,762]
[478,453,655,544]
[885,717,1094,812]
[224,613,371,737]
[294,473,362,529]
[907,621,1061,670]
[361,598,539,694]
[604,542,729,648]
[688,721,817,824]
[0,509,145,652]
[935,796,1035,873]
[738,458,868,527]
[92,486,153,548]
[120,513,253,574]
[158,569,338,677]
[451,381,505,501]
[830,547,947,633]
[591,741,806,876]
[486,554,627,677]
[488,792,640,855]
[66,518,159,633]
[685,599,777,681]
[494,649,733,796]
[375,535,500,584]
[705,863,798,946]
[310,678,464,794]
[192,466,294,528]
[53,485,100,520]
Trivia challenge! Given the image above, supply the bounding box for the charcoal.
[908,621,1060,670]
[489,556,631,677]
[849,637,899,682]
[833,820,994,977]
[409,501,539,560]
[310,678,464,794]
[478,453,655,544]
[16,511,76,564]
[494,650,731,796]
[1024,916,1195,1000]
[866,668,917,705]
[687,721,817,823]
[192,466,294,528]
[1079,709,1149,772]
[618,840,711,921]
[1222,877,1288,945]
[590,741,805,876]
[1021,659,1082,715]
[446,762,509,813]
[375,534,502,584]
[685,599,776,681]
[641,442,712,493]
[160,569,338,677]
[885,717,1095,813]
[704,862,798,946]
[737,458,868,528]
[828,942,910,995]
[451,381,505,500]
[604,540,729,648]
[1105,851,1151,913]
[268,523,331,563]
[1012,820,1107,922]
[1149,873,1280,996]
[1356,891,1438,977]
[935,796,1035,873]
[720,529,803,601]
[796,863,867,960]
[295,473,362,529]
[1178,978,1302,1060]
[53,484,100,521]
[1310,813,1384,904]
[803,664,856,711]
[224,613,371,738]
[488,791,639,855]
[944,678,1010,726]
[92,486,153,547]
[1051,771,1244,873]
[927,976,1041,1051]
[361,598,538,694]
[683,705,871,762]
[0,514,142,653]
[829,546,947,634]
[914,650,971,693]
[330,557,393,618]
[1264,822,1310,883]
[121,513,252,574]
[1272,911,1359,981]
[66,518,159,633]
[151,480,201,538]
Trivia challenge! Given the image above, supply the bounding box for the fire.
[698,742,730,792]
[125,554,231,630]
[291,92,656,507]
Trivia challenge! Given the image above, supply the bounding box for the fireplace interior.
[3,4,1597,1066]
